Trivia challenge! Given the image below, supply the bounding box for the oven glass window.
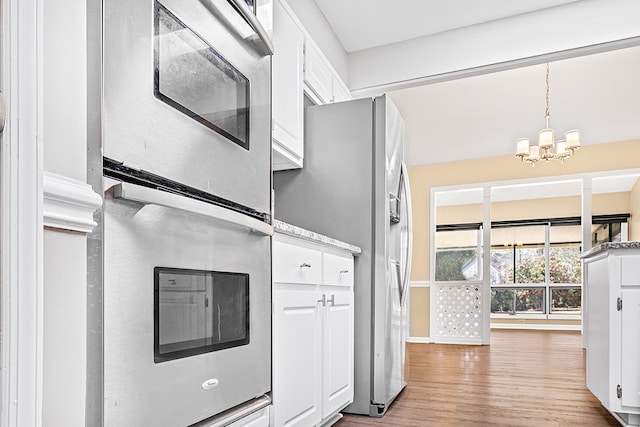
[154,3,250,149]
[154,267,249,363]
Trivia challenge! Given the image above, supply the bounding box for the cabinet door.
[321,289,354,418]
[272,0,304,169]
[304,41,332,104]
[272,289,322,427]
[331,76,351,103]
[621,289,640,408]
[585,258,611,408]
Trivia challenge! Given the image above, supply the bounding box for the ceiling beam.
[348,0,640,97]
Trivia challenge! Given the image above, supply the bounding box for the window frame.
[437,215,629,321]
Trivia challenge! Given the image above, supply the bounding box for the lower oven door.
[103,182,271,427]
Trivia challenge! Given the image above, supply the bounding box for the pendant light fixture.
[515,63,581,166]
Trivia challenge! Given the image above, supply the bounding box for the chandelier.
[515,63,580,166]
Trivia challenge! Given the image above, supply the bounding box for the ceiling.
[389,46,640,166]
[312,0,640,167]
[313,0,581,53]
[310,0,640,203]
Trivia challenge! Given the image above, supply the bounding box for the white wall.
[43,0,87,182]
[40,0,95,425]
[42,230,87,426]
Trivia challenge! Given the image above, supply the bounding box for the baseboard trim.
[406,336,431,344]
[409,281,430,288]
[491,323,582,331]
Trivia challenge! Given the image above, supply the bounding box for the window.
[438,214,628,318]
[547,225,582,316]
[491,288,545,314]
[550,288,581,314]
[435,227,481,281]
[491,225,547,314]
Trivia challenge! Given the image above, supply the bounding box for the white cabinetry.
[303,41,351,105]
[271,0,351,171]
[303,42,333,104]
[272,0,305,170]
[331,77,351,104]
[272,233,354,427]
[584,247,640,426]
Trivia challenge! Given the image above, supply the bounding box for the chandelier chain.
[545,63,550,121]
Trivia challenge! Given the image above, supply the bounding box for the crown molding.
[43,172,102,233]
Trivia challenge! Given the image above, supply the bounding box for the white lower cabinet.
[272,233,354,427]
[321,289,354,420]
[273,288,323,427]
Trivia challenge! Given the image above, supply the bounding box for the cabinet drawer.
[323,253,354,287]
[273,241,322,284]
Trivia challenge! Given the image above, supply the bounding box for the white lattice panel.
[435,283,482,340]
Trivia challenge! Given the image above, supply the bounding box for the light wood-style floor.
[336,330,620,426]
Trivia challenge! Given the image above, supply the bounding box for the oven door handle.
[226,0,274,55]
[113,182,273,236]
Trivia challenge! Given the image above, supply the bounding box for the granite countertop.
[581,241,640,258]
[273,220,362,255]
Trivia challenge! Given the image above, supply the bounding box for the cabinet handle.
[339,269,349,274]
[318,294,326,306]
[327,294,335,306]
[300,263,311,268]
[0,91,6,134]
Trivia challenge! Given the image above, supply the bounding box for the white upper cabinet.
[271,0,351,171]
[272,0,305,170]
[304,40,352,105]
[331,76,352,104]
[304,41,333,104]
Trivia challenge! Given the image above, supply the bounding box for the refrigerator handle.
[400,162,413,305]
[391,260,404,303]
[112,181,274,236]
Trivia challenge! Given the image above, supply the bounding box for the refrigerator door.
[371,96,409,413]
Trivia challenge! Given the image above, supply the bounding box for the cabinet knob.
[339,269,349,274]
[328,294,335,306]
[300,262,311,268]
[318,294,326,306]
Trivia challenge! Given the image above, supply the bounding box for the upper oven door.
[103,0,273,215]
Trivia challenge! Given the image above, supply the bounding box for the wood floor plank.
[337,330,619,426]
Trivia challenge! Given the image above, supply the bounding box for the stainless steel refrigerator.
[273,95,413,417]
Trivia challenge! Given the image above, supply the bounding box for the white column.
[482,187,491,345]
[581,178,592,348]
[2,0,43,425]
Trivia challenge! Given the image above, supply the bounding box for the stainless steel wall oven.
[99,0,273,425]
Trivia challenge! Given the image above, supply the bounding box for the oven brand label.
[201,378,220,390]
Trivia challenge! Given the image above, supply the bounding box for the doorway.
[430,171,640,344]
